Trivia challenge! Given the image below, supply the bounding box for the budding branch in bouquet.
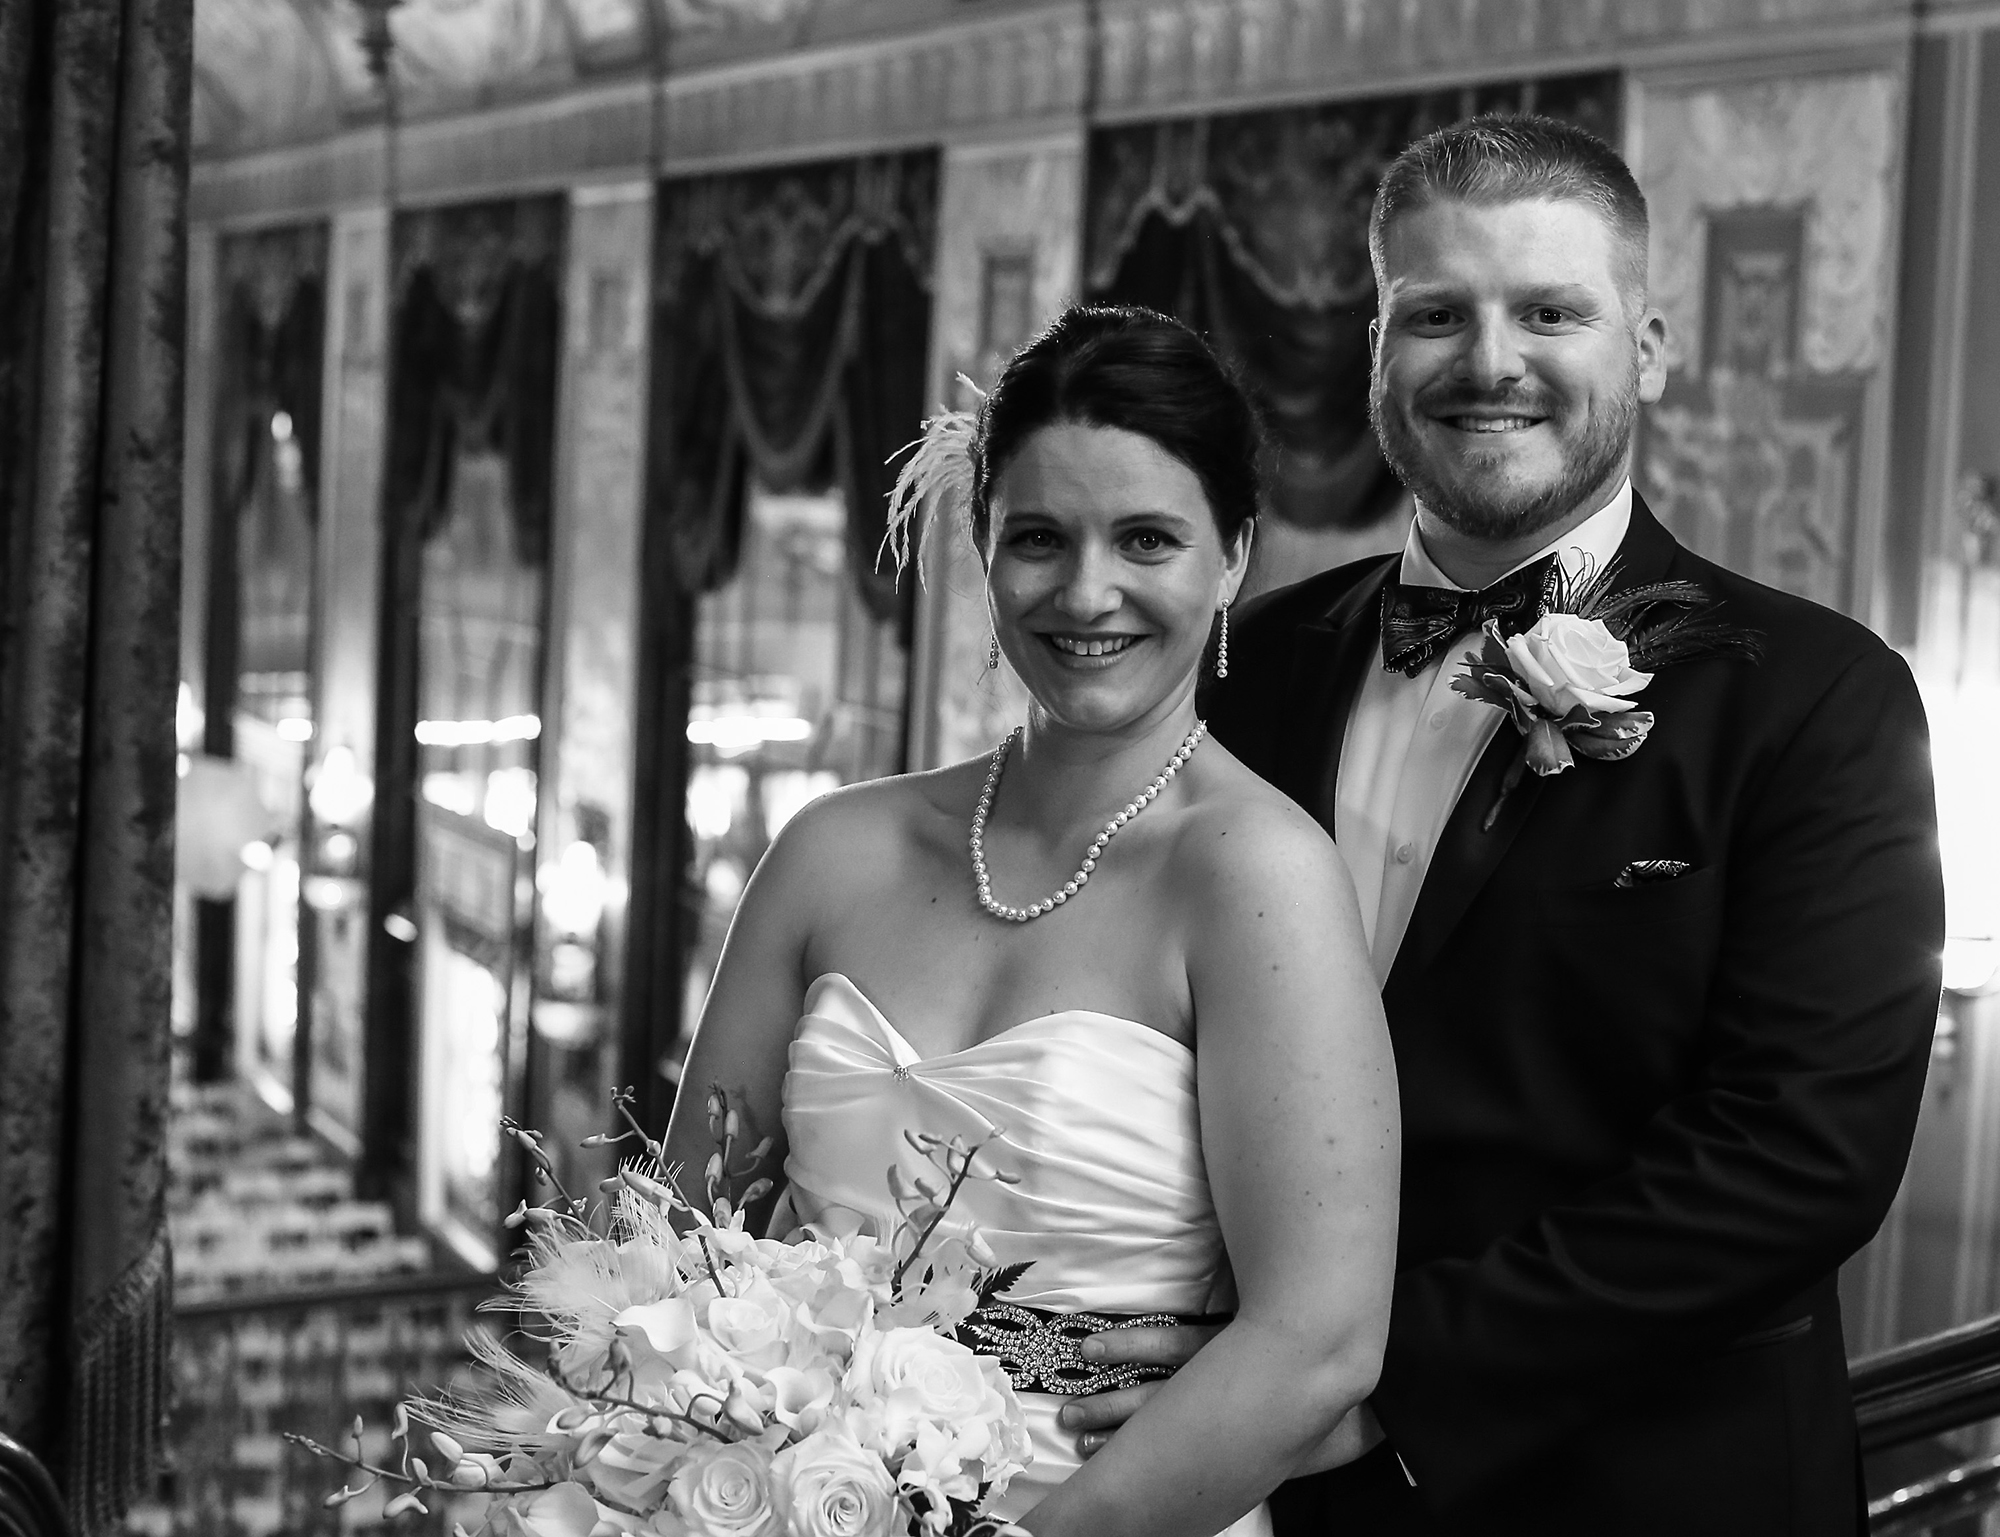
[293,1084,1037,1537]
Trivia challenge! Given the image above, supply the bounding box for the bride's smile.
[1043,632,1144,662]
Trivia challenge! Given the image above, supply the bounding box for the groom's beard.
[1369,361,1640,545]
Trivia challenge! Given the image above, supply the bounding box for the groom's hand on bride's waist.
[1060,1323,1221,1454]
[1062,1324,1389,1472]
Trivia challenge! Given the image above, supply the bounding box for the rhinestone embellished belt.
[954,1300,1228,1396]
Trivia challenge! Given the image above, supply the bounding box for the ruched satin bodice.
[778,973,1269,1535]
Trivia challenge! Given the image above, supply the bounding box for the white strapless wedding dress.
[777,972,1272,1536]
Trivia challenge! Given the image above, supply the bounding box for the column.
[908,131,1085,771]
[532,179,654,1191]
[303,204,390,1151]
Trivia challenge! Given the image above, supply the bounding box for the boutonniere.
[1451,559,1763,831]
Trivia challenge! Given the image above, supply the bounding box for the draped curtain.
[1086,74,1619,531]
[210,225,326,586]
[625,151,936,1133]
[0,0,192,1526]
[363,196,563,1203]
[646,152,937,620]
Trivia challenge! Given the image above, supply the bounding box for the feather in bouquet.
[291,1087,1033,1537]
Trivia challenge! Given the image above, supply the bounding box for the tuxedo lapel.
[1385,494,1684,990]
[1277,556,1397,827]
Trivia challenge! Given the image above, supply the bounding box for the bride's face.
[985,422,1250,735]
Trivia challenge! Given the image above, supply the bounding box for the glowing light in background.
[538,840,607,939]
[685,713,813,754]
[1925,680,2000,996]
[276,717,314,742]
[686,764,750,842]
[176,680,205,750]
[762,770,839,837]
[420,771,479,818]
[483,767,538,840]
[307,745,374,826]
[415,714,541,747]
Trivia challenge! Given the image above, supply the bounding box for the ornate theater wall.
[1631,58,1905,623]
[910,134,1082,770]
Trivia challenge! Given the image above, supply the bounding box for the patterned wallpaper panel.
[1635,69,1903,616]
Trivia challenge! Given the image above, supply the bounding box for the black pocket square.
[1615,859,1694,889]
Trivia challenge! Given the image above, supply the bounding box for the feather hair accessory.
[879,374,986,580]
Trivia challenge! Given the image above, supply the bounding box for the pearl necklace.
[970,720,1208,923]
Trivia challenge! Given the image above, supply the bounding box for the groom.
[1069,114,1943,1534]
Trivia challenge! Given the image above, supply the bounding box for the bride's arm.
[659,798,834,1216]
[1016,795,1399,1537]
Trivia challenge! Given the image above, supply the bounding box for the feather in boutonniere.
[1452,557,1763,830]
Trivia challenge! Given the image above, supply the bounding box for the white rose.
[1501,613,1652,719]
[706,1277,793,1371]
[774,1430,899,1537]
[843,1328,1014,1455]
[668,1441,786,1537]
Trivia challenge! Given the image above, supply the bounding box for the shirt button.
[1429,711,1447,730]
[1393,842,1416,865]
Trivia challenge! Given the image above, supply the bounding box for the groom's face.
[1369,195,1667,545]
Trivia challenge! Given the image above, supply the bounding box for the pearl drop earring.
[1216,599,1231,680]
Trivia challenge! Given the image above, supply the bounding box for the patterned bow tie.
[1379,556,1557,677]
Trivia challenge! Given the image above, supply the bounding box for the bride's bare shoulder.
[1170,745,1369,989]
[1172,742,1354,905]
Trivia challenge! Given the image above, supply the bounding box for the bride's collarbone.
[809,887,1197,1059]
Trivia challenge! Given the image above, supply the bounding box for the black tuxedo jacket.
[1204,496,1942,1536]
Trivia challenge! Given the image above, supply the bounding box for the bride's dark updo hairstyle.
[969,304,1262,550]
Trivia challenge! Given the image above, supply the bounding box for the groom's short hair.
[1369,113,1650,313]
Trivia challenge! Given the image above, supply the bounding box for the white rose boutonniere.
[1452,559,1762,828]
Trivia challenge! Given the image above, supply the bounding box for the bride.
[662,304,1398,1537]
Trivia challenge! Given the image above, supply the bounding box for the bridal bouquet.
[292,1089,1033,1537]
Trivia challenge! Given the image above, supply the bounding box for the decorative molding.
[194,0,1921,227]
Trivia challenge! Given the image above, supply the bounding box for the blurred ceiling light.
[421,771,479,818]
[277,716,315,742]
[537,839,607,939]
[271,410,294,442]
[686,764,749,842]
[686,715,813,752]
[321,830,358,871]
[762,770,838,838]
[308,745,374,826]
[416,714,542,747]
[484,767,538,840]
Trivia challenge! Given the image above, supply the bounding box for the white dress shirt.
[1336,480,1634,983]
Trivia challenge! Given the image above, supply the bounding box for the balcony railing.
[129,1271,502,1537]
[1854,1313,2000,1535]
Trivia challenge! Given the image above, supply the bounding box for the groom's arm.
[1371,641,1942,1507]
